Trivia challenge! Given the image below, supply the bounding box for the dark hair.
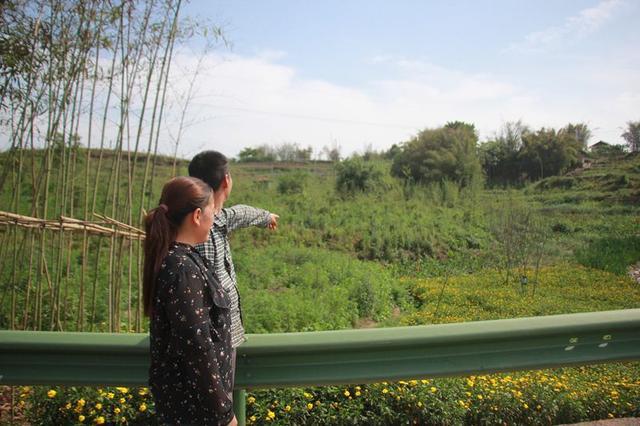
[143,176,212,317]
[188,150,229,191]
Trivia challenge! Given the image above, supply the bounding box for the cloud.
[505,0,623,53]
[154,48,635,159]
[159,52,542,158]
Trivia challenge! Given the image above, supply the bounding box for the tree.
[237,146,275,162]
[321,140,341,162]
[321,146,341,162]
[561,123,591,149]
[519,128,581,181]
[621,121,640,152]
[479,121,530,186]
[391,122,483,187]
[500,120,528,152]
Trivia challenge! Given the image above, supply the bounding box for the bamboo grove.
[0,0,216,333]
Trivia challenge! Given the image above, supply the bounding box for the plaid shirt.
[195,204,271,348]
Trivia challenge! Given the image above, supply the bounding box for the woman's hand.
[227,415,238,426]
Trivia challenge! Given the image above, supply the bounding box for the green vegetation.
[391,121,483,187]
[2,141,639,424]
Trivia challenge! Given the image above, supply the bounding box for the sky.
[166,0,640,158]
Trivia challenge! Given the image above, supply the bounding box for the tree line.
[239,120,639,188]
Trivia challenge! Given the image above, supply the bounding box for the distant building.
[589,140,626,157]
[589,141,610,152]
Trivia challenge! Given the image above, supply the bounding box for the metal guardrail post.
[233,389,246,426]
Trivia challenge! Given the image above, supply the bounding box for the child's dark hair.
[142,176,212,316]
[188,150,229,191]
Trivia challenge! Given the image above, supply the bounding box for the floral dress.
[149,242,233,425]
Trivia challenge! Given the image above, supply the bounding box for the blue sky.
[170,0,640,158]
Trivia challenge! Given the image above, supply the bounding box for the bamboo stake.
[22,230,36,329]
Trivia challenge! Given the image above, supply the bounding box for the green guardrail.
[1,309,639,425]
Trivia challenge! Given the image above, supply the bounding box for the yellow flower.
[139,403,147,412]
[138,388,149,396]
[285,405,291,412]
[114,407,121,414]
[430,387,437,393]
[247,396,256,404]
[65,402,72,410]
[95,403,102,410]
[343,390,350,397]
[78,415,85,423]
[307,403,313,410]
[95,417,105,425]
[47,390,57,398]
[119,398,126,403]
[77,398,86,407]
[267,410,275,419]
[417,401,423,407]
[382,388,389,394]
[121,418,126,423]
[116,387,129,394]
[250,416,257,422]
[303,392,313,399]
[523,403,529,409]
[355,391,361,397]
[477,395,483,400]
[107,392,115,399]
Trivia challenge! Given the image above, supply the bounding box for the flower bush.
[17,386,156,425]
[243,364,640,425]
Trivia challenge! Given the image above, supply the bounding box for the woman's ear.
[192,208,203,227]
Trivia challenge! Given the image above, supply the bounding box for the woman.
[143,176,237,426]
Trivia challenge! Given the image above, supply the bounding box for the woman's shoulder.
[158,243,198,279]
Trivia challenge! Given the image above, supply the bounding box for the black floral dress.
[149,242,234,425]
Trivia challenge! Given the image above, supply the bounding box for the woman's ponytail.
[142,205,175,317]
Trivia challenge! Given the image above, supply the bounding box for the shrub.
[277,171,308,195]
[335,158,387,195]
[575,235,640,275]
